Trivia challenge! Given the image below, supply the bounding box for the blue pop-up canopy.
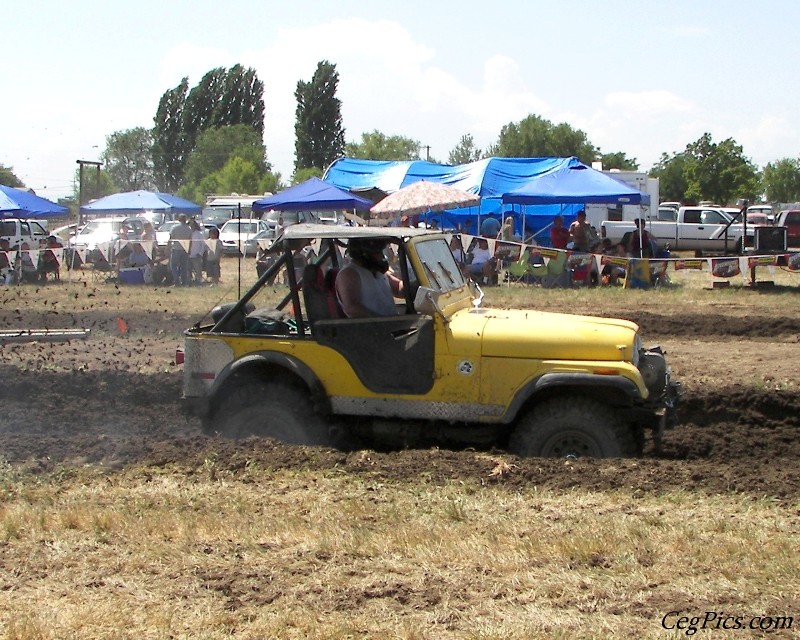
[80,190,201,215]
[0,185,69,217]
[253,177,373,212]
[502,158,649,205]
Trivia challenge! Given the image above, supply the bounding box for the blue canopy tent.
[502,158,649,206]
[0,185,69,217]
[80,190,201,216]
[252,177,373,212]
[501,158,650,245]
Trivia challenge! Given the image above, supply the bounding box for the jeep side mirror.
[414,286,447,321]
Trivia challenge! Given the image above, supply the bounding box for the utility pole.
[420,145,431,162]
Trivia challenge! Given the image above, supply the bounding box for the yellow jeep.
[182,224,680,458]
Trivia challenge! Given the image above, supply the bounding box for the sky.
[3,0,800,202]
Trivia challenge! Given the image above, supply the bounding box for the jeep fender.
[210,350,329,413]
[504,372,642,423]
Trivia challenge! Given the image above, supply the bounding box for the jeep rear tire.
[509,397,635,459]
[207,381,330,445]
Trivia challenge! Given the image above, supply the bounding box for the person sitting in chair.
[335,237,404,318]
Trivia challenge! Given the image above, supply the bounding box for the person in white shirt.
[336,238,404,318]
[188,220,207,285]
[467,238,497,282]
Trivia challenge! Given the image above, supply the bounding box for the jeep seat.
[302,263,342,326]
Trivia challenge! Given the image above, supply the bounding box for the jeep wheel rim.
[539,430,604,459]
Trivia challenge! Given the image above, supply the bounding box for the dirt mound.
[2,363,799,503]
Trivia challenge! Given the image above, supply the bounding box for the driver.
[335,237,404,318]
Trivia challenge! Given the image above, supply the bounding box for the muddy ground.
[2,282,800,503]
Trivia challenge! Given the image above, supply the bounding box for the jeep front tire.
[509,397,635,458]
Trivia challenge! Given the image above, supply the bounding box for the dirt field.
[2,263,800,502]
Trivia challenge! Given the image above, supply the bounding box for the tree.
[0,165,24,188]
[650,152,690,203]
[152,66,265,192]
[762,158,800,203]
[649,134,759,205]
[294,60,346,172]
[183,124,270,185]
[448,134,483,164]
[345,130,421,161]
[101,127,155,192]
[599,152,638,171]
[493,114,598,163]
[683,133,759,205]
[152,77,189,193]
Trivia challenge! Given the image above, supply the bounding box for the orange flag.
[117,317,128,334]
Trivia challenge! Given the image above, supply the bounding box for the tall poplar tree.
[294,60,345,172]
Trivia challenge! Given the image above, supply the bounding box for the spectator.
[188,220,207,285]
[568,210,591,252]
[0,239,14,283]
[38,235,63,282]
[449,235,465,267]
[125,242,152,268]
[205,227,222,286]
[480,216,501,239]
[550,215,570,249]
[335,238,404,318]
[169,214,192,286]
[467,237,497,284]
[500,217,515,241]
[628,218,654,258]
[16,242,38,283]
[601,242,628,286]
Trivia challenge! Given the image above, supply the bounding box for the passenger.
[335,238,404,318]
[550,215,570,249]
[568,210,591,252]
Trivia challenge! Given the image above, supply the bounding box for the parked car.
[218,219,271,255]
[774,209,800,247]
[241,228,274,257]
[262,209,318,232]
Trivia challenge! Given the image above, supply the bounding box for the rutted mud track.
[2,308,800,502]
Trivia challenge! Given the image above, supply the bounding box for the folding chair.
[505,249,533,285]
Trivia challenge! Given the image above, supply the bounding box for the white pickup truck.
[600,206,755,254]
[0,218,50,249]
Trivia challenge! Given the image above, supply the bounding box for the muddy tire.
[509,397,636,459]
[206,381,330,445]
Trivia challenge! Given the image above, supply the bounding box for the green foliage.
[649,134,760,205]
[345,130,421,161]
[291,166,323,185]
[493,114,598,163]
[650,152,689,203]
[448,134,483,165]
[177,125,278,203]
[599,151,638,171]
[152,77,189,193]
[74,165,115,203]
[294,60,346,171]
[101,127,155,192]
[762,158,800,203]
[152,66,265,193]
[0,165,24,188]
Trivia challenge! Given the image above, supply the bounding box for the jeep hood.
[451,308,639,362]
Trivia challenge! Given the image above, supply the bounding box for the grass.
[0,466,798,639]
[2,255,800,638]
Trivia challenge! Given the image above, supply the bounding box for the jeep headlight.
[638,346,668,397]
[631,334,643,367]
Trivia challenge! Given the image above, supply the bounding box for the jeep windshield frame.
[411,236,466,293]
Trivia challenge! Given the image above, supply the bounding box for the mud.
[2,302,799,503]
